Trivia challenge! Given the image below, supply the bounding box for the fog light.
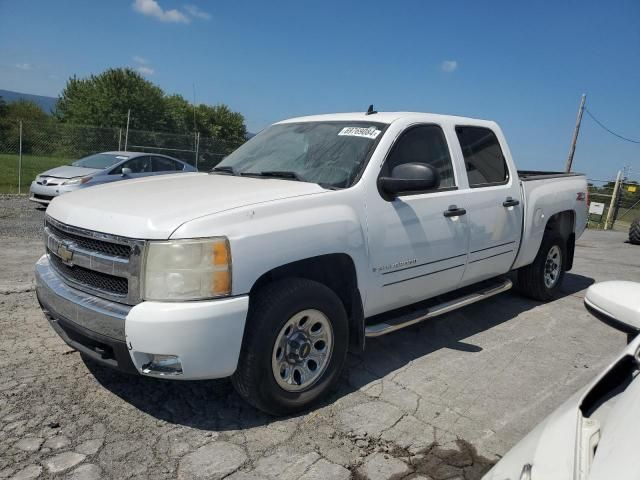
[141,354,183,376]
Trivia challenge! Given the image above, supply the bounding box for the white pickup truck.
[36,111,588,415]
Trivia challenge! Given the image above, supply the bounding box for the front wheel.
[516,233,566,302]
[231,278,349,416]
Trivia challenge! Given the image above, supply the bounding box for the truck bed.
[512,171,588,270]
[518,170,584,181]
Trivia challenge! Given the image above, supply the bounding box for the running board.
[365,278,513,337]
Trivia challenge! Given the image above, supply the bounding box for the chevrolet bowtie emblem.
[57,242,74,265]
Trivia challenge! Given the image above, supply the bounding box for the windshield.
[215,121,386,188]
[72,153,128,169]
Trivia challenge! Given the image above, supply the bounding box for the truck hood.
[46,172,327,239]
[40,165,102,179]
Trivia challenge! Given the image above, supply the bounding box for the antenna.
[365,104,377,115]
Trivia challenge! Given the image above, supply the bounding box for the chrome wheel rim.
[271,309,333,392]
[544,245,562,288]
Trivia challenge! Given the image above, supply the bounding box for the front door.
[365,124,470,316]
[453,126,523,286]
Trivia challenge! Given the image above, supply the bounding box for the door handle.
[503,197,520,207]
[443,205,467,217]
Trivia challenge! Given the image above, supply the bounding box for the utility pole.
[612,165,630,226]
[124,109,131,151]
[565,93,587,173]
[195,131,200,170]
[605,170,622,230]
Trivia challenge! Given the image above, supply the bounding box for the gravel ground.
[1,194,637,480]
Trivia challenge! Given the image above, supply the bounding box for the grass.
[0,153,72,193]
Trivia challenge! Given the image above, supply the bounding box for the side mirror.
[378,163,440,199]
[121,167,132,177]
[585,281,640,342]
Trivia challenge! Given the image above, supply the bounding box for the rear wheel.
[516,233,566,301]
[629,218,640,245]
[231,278,349,416]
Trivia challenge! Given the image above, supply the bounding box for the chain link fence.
[587,178,640,230]
[0,120,234,193]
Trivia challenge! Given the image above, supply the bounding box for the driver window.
[383,125,455,189]
[111,156,152,174]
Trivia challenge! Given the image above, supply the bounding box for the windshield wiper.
[241,170,306,182]
[210,165,239,176]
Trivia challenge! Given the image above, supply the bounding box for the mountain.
[0,89,58,114]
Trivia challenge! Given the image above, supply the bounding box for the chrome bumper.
[35,255,130,341]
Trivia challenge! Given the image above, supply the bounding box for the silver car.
[29,151,197,206]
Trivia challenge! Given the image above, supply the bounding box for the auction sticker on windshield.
[338,126,381,139]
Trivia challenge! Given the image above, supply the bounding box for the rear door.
[454,125,523,286]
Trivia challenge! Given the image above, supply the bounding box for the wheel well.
[544,210,576,271]
[250,254,365,352]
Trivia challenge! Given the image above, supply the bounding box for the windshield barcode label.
[338,126,381,139]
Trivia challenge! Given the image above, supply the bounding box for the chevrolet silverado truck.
[36,111,588,415]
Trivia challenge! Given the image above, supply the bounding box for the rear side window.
[455,126,508,187]
[383,125,455,189]
[153,156,180,172]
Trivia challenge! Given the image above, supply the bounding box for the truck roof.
[276,111,499,127]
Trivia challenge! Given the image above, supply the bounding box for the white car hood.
[484,334,640,480]
[46,172,327,239]
[40,165,101,179]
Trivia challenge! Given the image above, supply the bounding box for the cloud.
[132,56,154,75]
[184,5,211,20]
[15,63,32,70]
[440,60,458,73]
[132,55,149,65]
[136,66,155,76]
[132,0,189,23]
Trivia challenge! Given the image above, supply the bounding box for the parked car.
[29,151,197,205]
[484,280,640,480]
[35,111,588,415]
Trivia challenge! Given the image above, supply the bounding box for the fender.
[171,188,370,299]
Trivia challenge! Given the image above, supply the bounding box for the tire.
[231,278,349,416]
[629,218,640,245]
[516,233,566,302]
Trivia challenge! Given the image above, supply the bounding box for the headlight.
[61,177,90,186]
[143,237,231,301]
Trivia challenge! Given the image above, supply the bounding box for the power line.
[584,108,640,144]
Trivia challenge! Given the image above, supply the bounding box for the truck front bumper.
[35,255,249,380]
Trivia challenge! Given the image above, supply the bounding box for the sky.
[0,0,639,180]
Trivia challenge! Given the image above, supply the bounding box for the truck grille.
[49,254,128,296]
[44,216,145,305]
[46,220,131,258]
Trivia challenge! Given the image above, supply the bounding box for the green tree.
[2,99,49,122]
[56,68,166,131]
[55,68,248,150]
[163,94,193,134]
[0,100,51,153]
[196,103,247,150]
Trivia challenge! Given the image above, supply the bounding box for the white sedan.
[484,281,640,480]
